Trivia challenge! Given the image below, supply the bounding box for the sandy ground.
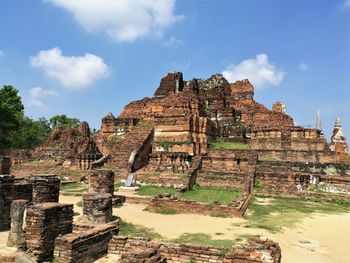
[1,194,349,263]
[58,194,350,263]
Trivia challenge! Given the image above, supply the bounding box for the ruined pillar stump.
[0,174,15,230]
[83,193,112,224]
[88,169,115,195]
[7,199,30,250]
[29,174,60,204]
[0,156,11,174]
[25,203,73,262]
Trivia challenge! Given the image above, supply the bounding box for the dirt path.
[58,195,350,263]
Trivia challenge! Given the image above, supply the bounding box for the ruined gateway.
[1,72,349,263]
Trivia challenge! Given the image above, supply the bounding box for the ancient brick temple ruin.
[1,72,350,262]
[31,121,102,169]
[91,72,349,199]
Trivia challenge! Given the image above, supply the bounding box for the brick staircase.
[105,126,154,170]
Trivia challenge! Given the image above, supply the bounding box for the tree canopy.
[0,85,24,149]
[49,114,80,129]
[0,85,80,151]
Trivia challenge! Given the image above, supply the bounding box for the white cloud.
[298,62,309,72]
[28,87,58,112]
[222,54,285,89]
[162,36,183,48]
[46,0,183,42]
[30,47,109,89]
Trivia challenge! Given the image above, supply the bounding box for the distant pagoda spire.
[316,109,323,131]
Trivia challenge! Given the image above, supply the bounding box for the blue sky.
[0,0,349,141]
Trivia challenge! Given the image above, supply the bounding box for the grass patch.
[171,233,250,250]
[137,185,176,196]
[154,209,178,215]
[179,185,241,205]
[22,160,57,167]
[245,195,350,233]
[118,221,163,239]
[76,200,83,207]
[209,138,251,150]
[60,182,87,196]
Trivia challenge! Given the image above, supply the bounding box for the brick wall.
[54,222,118,263]
[25,203,74,262]
[257,149,337,163]
[0,174,15,230]
[255,161,350,197]
[146,194,251,218]
[108,235,281,263]
[201,150,257,175]
[109,236,224,263]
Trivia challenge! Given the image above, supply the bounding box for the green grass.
[118,221,163,239]
[153,209,178,215]
[245,195,350,233]
[60,182,87,196]
[22,160,57,167]
[171,233,251,250]
[209,138,251,150]
[136,185,241,205]
[137,185,176,196]
[179,185,241,205]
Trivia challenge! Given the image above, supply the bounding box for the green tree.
[12,117,51,149]
[49,114,80,129]
[0,85,24,149]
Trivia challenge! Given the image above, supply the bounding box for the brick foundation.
[146,193,252,218]
[225,236,281,263]
[25,203,74,262]
[119,248,164,263]
[29,174,60,204]
[108,235,281,263]
[54,222,118,263]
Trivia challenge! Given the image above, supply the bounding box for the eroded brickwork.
[54,222,118,263]
[89,169,115,195]
[29,174,60,204]
[0,174,15,230]
[25,203,74,262]
[0,156,11,174]
[108,235,281,263]
[83,193,113,224]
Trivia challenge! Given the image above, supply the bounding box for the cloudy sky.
[0,0,349,140]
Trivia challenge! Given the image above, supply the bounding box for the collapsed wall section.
[54,222,118,263]
[108,235,281,263]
